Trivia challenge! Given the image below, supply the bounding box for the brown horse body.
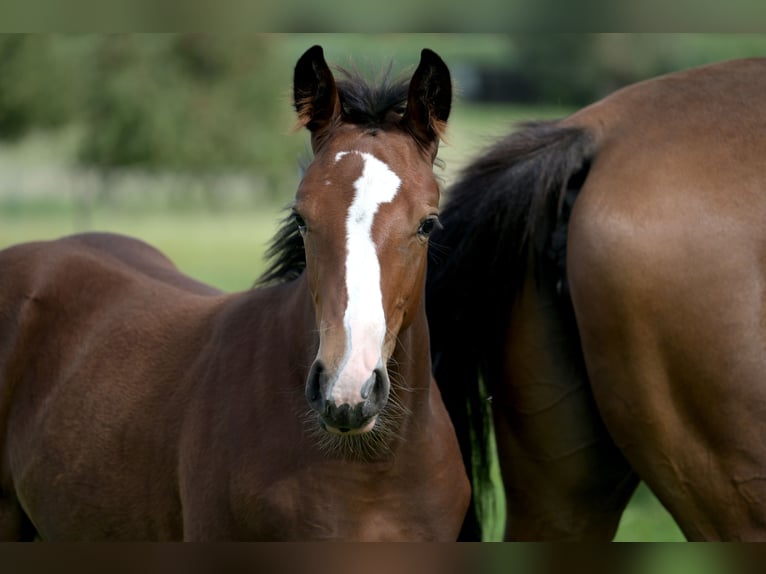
[428,58,766,540]
[0,47,469,541]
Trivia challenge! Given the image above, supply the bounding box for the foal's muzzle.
[305,361,390,434]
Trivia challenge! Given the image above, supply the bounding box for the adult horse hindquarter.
[0,45,469,540]
[428,58,766,540]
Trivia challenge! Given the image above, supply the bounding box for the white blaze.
[332,150,400,404]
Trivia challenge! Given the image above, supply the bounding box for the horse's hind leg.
[0,496,37,541]
[575,328,766,539]
[493,273,639,541]
[569,197,766,540]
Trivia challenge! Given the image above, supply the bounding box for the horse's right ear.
[293,45,340,144]
[401,49,452,159]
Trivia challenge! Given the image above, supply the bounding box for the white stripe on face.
[331,151,401,404]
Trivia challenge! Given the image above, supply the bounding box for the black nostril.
[306,360,327,412]
[360,373,374,399]
[362,368,390,417]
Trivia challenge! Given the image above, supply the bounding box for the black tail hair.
[426,120,593,540]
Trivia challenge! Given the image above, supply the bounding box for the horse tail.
[427,120,594,540]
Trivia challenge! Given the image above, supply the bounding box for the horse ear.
[293,45,340,141]
[402,49,452,157]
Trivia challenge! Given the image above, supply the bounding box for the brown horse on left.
[0,46,469,541]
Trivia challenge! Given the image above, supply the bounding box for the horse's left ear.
[294,45,340,147]
[402,49,452,158]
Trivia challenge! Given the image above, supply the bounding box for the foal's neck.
[382,299,435,441]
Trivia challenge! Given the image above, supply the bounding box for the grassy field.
[0,102,687,541]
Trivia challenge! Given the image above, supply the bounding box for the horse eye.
[293,211,307,234]
[417,216,441,238]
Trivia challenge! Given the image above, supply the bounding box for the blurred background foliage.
[2,33,766,208]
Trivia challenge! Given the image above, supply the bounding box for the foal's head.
[292,46,451,436]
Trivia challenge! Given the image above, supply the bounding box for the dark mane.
[425,120,593,539]
[257,66,412,287]
[335,65,410,128]
[256,209,306,286]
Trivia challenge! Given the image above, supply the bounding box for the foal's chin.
[305,411,392,462]
[322,415,378,436]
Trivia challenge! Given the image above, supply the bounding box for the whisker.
[301,403,402,462]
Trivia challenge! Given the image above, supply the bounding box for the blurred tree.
[478,34,766,106]
[510,34,602,105]
[3,33,766,207]
[77,34,303,201]
[0,34,83,140]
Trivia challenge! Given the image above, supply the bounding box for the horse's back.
[63,232,222,296]
[566,58,766,540]
[568,57,766,140]
[0,232,223,539]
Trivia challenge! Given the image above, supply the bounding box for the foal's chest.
[242,467,444,541]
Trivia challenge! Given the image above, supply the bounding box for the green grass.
[615,483,685,541]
